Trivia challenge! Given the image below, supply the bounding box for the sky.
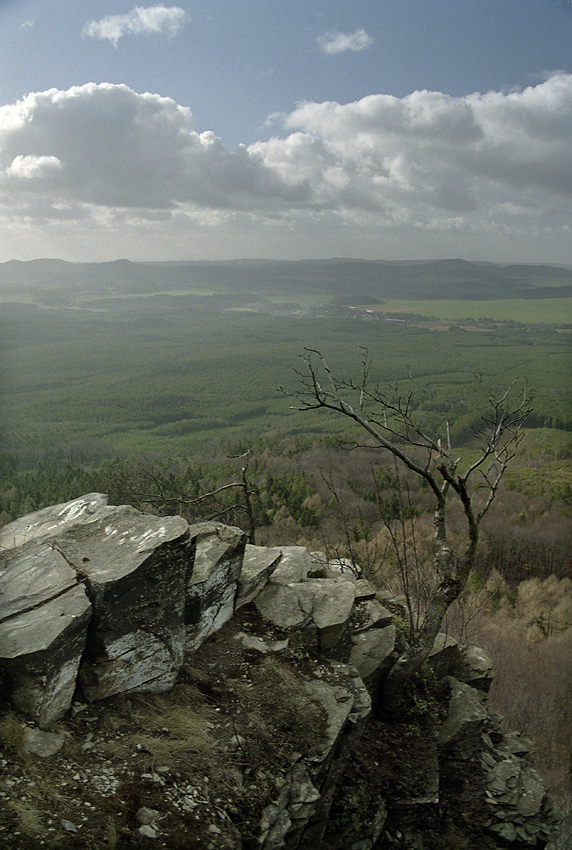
[1,0,572,264]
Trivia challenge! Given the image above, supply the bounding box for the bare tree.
[284,348,531,714]
[124,452,258,544]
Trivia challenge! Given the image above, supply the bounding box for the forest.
[0,258,571,814]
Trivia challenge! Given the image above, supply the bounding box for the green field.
[378,298,572,325]
[1,297,570,462]
[0,258,570,466]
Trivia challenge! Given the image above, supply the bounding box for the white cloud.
[82,5,187,46]
[6,154,63,179]
[2,75,572,262]
[317,29,373,55]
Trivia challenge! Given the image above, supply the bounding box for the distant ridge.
[1,258,571,301]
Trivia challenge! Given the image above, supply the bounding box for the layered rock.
[0,496,563,849]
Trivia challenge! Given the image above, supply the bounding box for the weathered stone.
[0,493,109,551]
[255,582,311,630]
[270,546,316,583]
[260,762,322,849]
[21,727,67,757]
[456,644,495,693]
[438,677,488,747]
[516,770,546,817]
[349,624,396,687]
[0,584,91,726]
[303,663,371,765]
[0,543,79,620]
[62,506,192,701]
[254,578,356,658]
[185,522,246,651]
[236,544,282,609]
[428,633,461,677]
[351,598,393,633]
[297,579,356,655]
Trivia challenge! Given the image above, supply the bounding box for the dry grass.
[100,690,216,770]
[7,800,46,837]
[0,713,27,751]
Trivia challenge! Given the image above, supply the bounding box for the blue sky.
[1,0,572,263]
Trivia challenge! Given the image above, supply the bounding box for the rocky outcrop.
[0,496,564,849]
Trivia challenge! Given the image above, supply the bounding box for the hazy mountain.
[1,257,571,301]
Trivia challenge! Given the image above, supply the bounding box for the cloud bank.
[1,75,572,260]
[317,29,373,55]
[83,5,187,46]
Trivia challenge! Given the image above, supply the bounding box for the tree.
[284,348,531,714]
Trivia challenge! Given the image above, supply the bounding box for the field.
[373,298,572,325]
[1,258,571,462]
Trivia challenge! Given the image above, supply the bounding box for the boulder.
[349,624,396,688]
[0,493,109,551]
[185,522,246,651]
[59,506,192,701]
[0,582,91,726]
[0,497,193,710]
[236,543,282,609]
[269,546,316,583]
[254,579,356,658]
[438,677,488,748]
[456,644,495,693]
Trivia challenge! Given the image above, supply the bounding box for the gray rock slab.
[297,579,356,653]
[428,633,461,677]
[185,522,246,652]
[54,506,192,701]
[349,624,396,683]
[236,544,282,609]
[438,677,488,746]
[303,663,371,764]
[270,546,316,583]
[351,598,393,633]
[21,727,67,757]
[457,644,495,692]
[255,582,310,630]
[0,584,92,726]
[0,543,78,621]
[0,493,109,552]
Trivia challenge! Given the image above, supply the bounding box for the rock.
[427,632,461,677]
[67,506,192,700]
[438,677,488,747]
[0,496,562,850]
[456,644,495,693]
[269,546,316,583]
[0,493,109,551]
[137,806,160,825]
[21,727,67,757]
[259,763,321,850]
[349,624,396,687]
[0,583,92,726]
[297,579,356,655]
[236,544,282,608]
[138,824,158,838]
[255,579,356,658]
[185,522,246,651]
[0,543,80,619]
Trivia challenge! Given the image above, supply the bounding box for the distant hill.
[1,257,572,302]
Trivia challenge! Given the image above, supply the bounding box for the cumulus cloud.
[1,75,572,259]
[82,5,187,46]
[317,28,373,55]
[0,83,304,220]
[6,154,63,179]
